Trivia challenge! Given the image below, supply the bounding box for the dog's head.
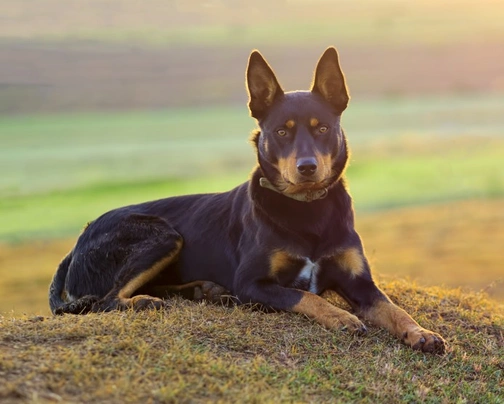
[247,47,350,198]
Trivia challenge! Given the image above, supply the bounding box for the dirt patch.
[2,41,504,114]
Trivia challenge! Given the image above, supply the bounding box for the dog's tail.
[48,252,72,314]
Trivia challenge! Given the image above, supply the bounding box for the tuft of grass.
[1,281,502,403]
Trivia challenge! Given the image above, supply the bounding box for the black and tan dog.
[49,47,445,354]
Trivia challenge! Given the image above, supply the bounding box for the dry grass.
[0,282,502,403]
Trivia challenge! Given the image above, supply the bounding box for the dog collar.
[259,177,328,202]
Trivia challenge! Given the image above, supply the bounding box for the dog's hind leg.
[95,234,184,312]
[54,295,100,315]
[55,213,184,314]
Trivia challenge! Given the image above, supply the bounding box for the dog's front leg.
[322,249,446,354]
[236,281,367,333]
[360,296,446,353]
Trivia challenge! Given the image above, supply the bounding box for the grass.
[0,106,252,196]
[1,281,503,403]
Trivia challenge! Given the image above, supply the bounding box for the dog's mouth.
[280,177,328,194]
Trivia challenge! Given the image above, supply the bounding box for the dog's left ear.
[311,47,350,113]
[246,50,284,119]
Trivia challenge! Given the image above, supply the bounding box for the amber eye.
[276,129,287,136]
[318,125,329,133]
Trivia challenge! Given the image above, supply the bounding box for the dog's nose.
[296,157,318,176]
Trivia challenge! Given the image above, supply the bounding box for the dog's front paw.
[326,312,368,335]
[403,327,446,354]
[129,295,166,311]
[194,281,232,304]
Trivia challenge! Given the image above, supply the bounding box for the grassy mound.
[1,281,502,403]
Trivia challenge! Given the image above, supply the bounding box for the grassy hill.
[1,1,503,401]
[1,281,502,403]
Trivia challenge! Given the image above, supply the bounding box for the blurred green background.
[1,0,503,313]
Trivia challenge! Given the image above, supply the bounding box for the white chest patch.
[295,258,320,294]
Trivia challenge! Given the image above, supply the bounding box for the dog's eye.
[276,129,287,136]
[318,125,329,134]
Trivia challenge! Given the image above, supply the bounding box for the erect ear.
[311,47,350,113]
[246,50,284,119]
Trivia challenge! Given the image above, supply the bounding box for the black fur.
[48,47,446,354]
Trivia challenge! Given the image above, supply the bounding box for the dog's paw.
[327,312,368,335]
[129,295,166,311]
[403,327,446,354]
[194,281,233,305]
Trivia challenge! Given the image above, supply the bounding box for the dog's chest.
[269,251,321,293]
[292,258,320,293]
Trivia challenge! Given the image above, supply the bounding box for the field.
[1,285,503,403]
[1,0,504,402]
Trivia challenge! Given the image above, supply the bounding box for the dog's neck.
[258,177,328,203]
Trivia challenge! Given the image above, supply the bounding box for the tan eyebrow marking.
[285,120,295,129]
[310,118,319,127]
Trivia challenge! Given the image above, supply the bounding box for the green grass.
[1,178,245,242]
[2,95,502,197]
[349,142,504,209]
[2,95,504,241]
[0,106,253,196]
[1,281,503,403]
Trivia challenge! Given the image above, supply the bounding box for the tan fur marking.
[118,240,182,299]
[270,249,296,276]
[277,151,297,187]
[127,294,165,309]
[362,299,445,353]
[277,151,330,194]
[310,118,319,127]
[334,247,364,276]
[316,151,332,178]
[162,281,206,292]
[293,292,365,331]
[363,299,419,338]
[275,151,333,195]
[285,119,295,129]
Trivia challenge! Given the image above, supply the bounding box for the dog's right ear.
[246,51,284,119]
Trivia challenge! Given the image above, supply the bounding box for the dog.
[49,47,445,354]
